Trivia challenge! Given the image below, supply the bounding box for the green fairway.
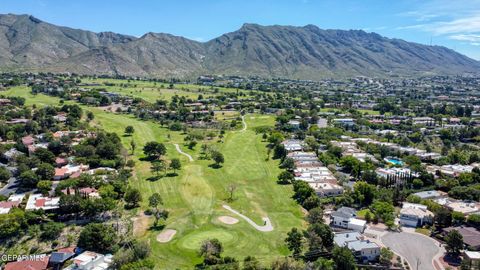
[2,86,305,269]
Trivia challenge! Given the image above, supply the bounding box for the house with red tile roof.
[5,255,49,270]
[25,194,60,211]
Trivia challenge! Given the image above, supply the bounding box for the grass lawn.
[415,228,431,236]
[3,86,305,269]
[79,78,261,101]
[356,209,374,219]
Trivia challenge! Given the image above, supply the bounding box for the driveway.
[382,231,443,270]
[0,176,19,197]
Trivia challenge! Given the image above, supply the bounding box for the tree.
[0,167,11,182]
[36,163,55,180]
[271,257,305,270]
[124,126,135,136]
[148,193,168,227]
[78,223,117,253]
[306,207,324,225]
[353,181,376,206]
[150,161,165,177]
[379,247,394,266]
[124,188,142,208]
[169,158,181,174]
[19,170,39,187]
[40,221,65,240]
[307,223,334,250]
[37,180,52,196]
[332,246,356,270]
[86,111,94,121]
[130,140,136,155]
[445,230,464,255]
[143,142,166,159]
[243,256,263,270]
[314,258,335,270]
[280,157,295,171]
[277,171,294,184]
[34,148,55,164]
[285,228,303,258]
[200,238,223,265]
[148,193,163,210]
[226,183,237,202]
[211,150,225,167]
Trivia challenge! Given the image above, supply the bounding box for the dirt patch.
[131,213,151,237]
[218,216,239,225]
[157,229,177,243]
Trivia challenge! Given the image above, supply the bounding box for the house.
[288,120,301,129]
[334,231,362,246]
[62,187,100,198]
[334,232,380,262]
[49,247,77,270]
[5,255,49,270]
[347,240,381,263]
[413,190,447,200]
[3,148,23,161]
[332,118,355,126]
[317,118,328,128]
[309,182,344,197]
[399,202,434,227]
[64,251,113,270]
[25,194,60,211]
[464,251,480,269]
[282,139,303,152]
[444,227,480,250]
[445,201,480,216]
[55,157,68,167]
[0,194,26,214]
[331,207,366,232]
[21,135,35,146]
[54,164,89,180]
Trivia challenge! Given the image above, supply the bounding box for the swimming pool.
[384,158,403,166]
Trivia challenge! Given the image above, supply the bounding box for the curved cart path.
[174,143,193,162]
[222,204,273,232]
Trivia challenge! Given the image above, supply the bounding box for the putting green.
[179,229,237,250]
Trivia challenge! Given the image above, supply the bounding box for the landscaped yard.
[2,87,306,269]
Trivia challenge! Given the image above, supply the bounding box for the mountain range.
[0,14,479,79]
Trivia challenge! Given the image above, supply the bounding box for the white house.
[334,232,380,262]
[64,251,113,270]
[399,202,434,227]
[347,240,381,262]
[331,207,366,232]
[25,194,60,211]
[309,182,344,197]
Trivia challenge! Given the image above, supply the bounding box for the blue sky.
[1,0,479,59]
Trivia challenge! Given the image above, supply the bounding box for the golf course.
[2,86,306,269]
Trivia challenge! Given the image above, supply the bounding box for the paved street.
[382,231,443,270]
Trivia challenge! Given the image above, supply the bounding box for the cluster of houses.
[330,207,380,263]
[330,140,377,163]
[347,137,443,161]
[413,190,480,217]
[4,247,112,270]
[282,140,344,197]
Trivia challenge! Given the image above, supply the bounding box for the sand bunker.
[218,215,239,225]
[156,229,177,243]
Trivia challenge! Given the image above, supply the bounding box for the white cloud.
[449,34,480,42]
[430,15,480,35]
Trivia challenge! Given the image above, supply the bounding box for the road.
[0,176,19,196]
[382,231,444,270]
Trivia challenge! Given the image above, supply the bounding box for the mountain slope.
[0,14,479,78]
